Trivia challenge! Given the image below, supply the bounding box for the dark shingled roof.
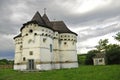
[15,11,77,39]
[51,21,77,35]
[93,53,106,58]
[31,11,45,26]
[20,11,52,31]
[42,14,52,27]
[13,33,21,39]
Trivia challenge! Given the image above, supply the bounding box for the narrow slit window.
[23,57,26,61]
[50,44,52,52]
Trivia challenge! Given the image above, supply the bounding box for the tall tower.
[14,34,22,70]
[51,21,78,68]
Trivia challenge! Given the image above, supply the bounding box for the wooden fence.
[0,65,13,69]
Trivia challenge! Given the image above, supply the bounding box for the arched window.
[50,44,52,52]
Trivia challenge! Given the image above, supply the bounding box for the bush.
[106,44,120,64]
[85,50,99,65]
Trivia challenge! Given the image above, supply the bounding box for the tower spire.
[43,8,47,14]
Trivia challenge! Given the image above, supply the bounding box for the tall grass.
[0,65,120,80]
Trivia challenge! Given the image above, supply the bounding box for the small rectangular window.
[43,38,46,43]
[99,59,102,62]
[29,51,33,55]
[64,42,67,45]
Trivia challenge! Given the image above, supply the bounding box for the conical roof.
[20,11,77,36]
[42,14,52,28]
[31,11,46,26]
[20,12,51,31]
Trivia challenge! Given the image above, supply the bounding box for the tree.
[0,59,14,65]
[106,44,120,64]
[85,50,99,65]
[0,59,9,65]
[85,38,120,65]
[114,32,120,41]
[95,39,108,52]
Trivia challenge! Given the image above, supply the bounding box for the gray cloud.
[77,17,120,41]
[0,0,120,57]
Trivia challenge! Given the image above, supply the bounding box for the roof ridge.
[51,21,63,22]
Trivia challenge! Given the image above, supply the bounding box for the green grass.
[0,65,120,80]
[78,54,86,65]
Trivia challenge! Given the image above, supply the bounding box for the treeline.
[78,32,120,65]
[0,59,14,65]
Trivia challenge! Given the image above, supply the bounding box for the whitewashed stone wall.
[14,23,78,71]
[93,58,105,65]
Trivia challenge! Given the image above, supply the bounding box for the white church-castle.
[14,11,78,71]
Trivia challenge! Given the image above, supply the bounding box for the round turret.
[14,37,22,70]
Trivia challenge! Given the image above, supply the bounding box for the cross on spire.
[43,8,47,14]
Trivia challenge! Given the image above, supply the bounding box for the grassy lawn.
[0,65,120,80]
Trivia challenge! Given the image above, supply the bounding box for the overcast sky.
[0,0,120,59]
